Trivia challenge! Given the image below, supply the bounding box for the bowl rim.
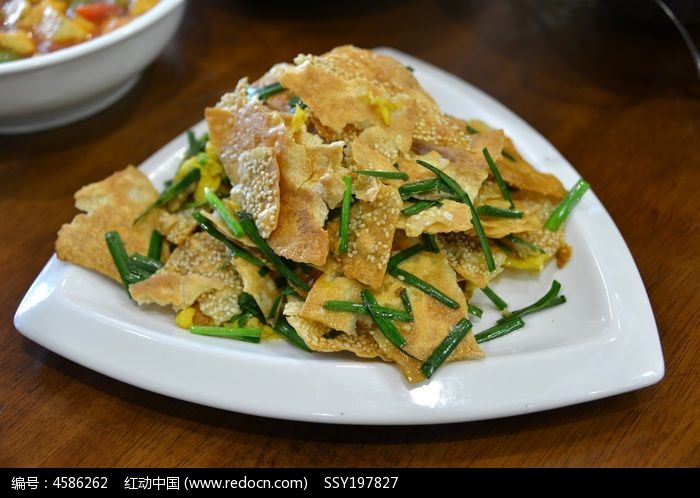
[0,0,186,75]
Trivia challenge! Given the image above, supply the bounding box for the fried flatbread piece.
[130,273,225,308]
[299,271,363,334]
[131,232,244,323]
[284,300,384,359]
[497,136,566,199]
[267,179,329,267]
[462,118,565,198]
[159,209,198,245]
[341,182,402,288]
[372,252,483,383]
[438,232,506,288]
[56,166,161,282]
[206,81,286,237]
[308,45,469,150]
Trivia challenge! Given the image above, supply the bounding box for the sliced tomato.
[75,3,122,24]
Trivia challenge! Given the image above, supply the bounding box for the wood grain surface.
[1,0,698,467]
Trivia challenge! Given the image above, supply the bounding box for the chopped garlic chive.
[388,244,423,269]
[401,200,442,217]
[505,234,545,254]
[474,317,525,343]
[191,211,267,269]
[476,205,523,219]
[237,211,310,291]
[400,288,414,322]
[147,230,163,261]
[356,170,409,180]
[361,290,407,349]
[338,175,352,254]
[467,304,483,318]
[389,267,459,309]
[544,179,590,231]
[250,82,285,100]
[481,285,508,311]
[190,325,261,343]
[105,231,134,293]
[416,159,496,272]
[134,168,201,224]
[204,187,243,237]
[482,148,515,209]
[420,318,473,378]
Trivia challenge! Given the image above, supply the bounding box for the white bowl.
[0,0,186,134]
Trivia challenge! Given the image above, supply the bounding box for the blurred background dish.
[0,0,184,134]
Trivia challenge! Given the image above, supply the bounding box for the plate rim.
[14,48,664,425]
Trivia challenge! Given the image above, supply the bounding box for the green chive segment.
[273,317,312,352]
[389,267,459,309]
[147,230,163,261]
[544,179,590,231]
[388,244,423,269]
[474,317,525,343]
[420,318,473,378]
[135,168,201,224]
[338,176,352,254]
[467,303,483,318]
[421,233,440,253]
[184,130,208,161]
[105,231,134,291]
[400,288,414,322]
[190,325,261,343]
[204,188,243,237]
[398,178,444,200]
[481,285,508,311]
[416,159,495,272]
[482,148,515,209]
[505,234,545,254]
[249,82,286,100]
[323,300,411,322]
[268,287,298,319]
[498,280,564,323]
[401,200,443,217]
[356,170,409,180]
[476,205,523,219]
[361,290,407,349]
[191,211,267,268]
[237,211,310,291]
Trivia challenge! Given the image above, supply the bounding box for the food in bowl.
[55,46,589,383]
[0,0,159,62]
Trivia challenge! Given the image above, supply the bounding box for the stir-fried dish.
[0,0,159,62]
[55,46,589,383]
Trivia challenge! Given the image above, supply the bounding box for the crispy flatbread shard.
[509,192,566,258]
[305,141,347,209]
[304,45,469,150]
[341,182,402,288]
[206,82,286,237]
[233,257,278,318]
[284,300,384,359]
[279,48,416,154]
[159,209,198,245]
[411,129,505,201]
[372,252,483,383]
[299,272,363,334]
[438,232,506,288]
[267,178,329,267]
[130,273,225,308]
[497,136,566,199]
[462,118,565,199]
[146,232,244,322]
[55,166,161,282]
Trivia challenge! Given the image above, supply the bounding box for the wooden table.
[1,0,698,468]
